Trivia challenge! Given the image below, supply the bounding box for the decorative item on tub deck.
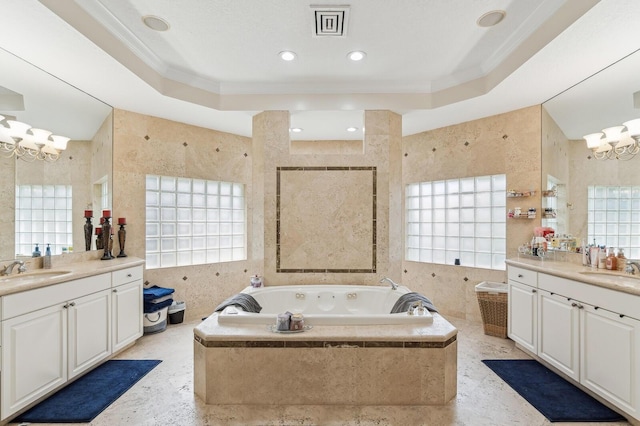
[390,292,438,314]
[250,274,263,287]
[214,293,262,313]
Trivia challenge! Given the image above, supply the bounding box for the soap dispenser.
[32,243,41,258]
[43,243,52,269]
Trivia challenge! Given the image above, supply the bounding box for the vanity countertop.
[506,257,640,297]
[0,256,145,297]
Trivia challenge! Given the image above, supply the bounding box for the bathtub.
[217,284,434,326]
[194,284,457,406]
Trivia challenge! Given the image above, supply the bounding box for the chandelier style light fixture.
[583,118,640,160]
[0,115,70,162]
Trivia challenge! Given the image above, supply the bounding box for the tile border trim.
[276,166,377,273]
[195,334,456,349]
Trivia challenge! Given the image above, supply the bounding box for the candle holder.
[95,228,103,250]
[101,217,113,260]
[117,223,128,258]
[84,215,93,251]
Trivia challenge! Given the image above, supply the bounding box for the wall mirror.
[542,48,640,257]
[0,47,113,260]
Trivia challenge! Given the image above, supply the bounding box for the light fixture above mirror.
[583,118,640,160]
[0,115,69,162]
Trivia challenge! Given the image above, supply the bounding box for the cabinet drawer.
[112,266,143,287]
[508,266,537,287]
[540,273,640,320]
[2,273,110,320]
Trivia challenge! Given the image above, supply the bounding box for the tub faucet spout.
[1,260,26,276]
[379,277,398,290]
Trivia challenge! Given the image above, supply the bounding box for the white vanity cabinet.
[111,265,143,352]
[507,266,538,353]
[0,261,144,422]
[581,303,640,416]
[507,263,640,422]
[537,288,580,381]
[1,273,111,419]
[538,273,640,418]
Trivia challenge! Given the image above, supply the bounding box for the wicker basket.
[475,282,508,338]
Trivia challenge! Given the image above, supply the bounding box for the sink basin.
[579,271,640,281]
[0,270,72,283]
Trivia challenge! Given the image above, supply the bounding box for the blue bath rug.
[483,359,625,422]
[16,359,161,423]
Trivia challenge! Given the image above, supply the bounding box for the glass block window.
[15,185,73,256]
[406,174,507,270]
[145,175,246,269]
[100,179,110,211]
[588,185,640,259]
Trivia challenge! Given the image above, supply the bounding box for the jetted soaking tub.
[217,284,434,326]
[194,284,458,407]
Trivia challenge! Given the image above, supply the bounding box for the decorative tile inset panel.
[277,166,376,273]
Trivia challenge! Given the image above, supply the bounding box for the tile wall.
[111,106,542,323]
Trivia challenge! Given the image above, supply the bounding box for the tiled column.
[253,111,290,281]
[364,110,403,280]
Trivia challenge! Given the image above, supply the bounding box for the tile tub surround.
[193,313,457,406]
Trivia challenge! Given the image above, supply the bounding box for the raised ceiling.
[2,0,640,140]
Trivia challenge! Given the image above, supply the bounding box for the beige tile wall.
[0,154,16,260]
[402,105,542,321]
[112,109,253,321]
[111,106,542,323]
[255,110,402,286]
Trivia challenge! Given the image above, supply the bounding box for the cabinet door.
[1,304,67,419]
[508,280,537,352]
[580,306,640,417]
[68,289,112,379]
[538,290,580,380]
[112,279,143,352]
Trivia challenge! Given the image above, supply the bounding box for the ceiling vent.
[311,5,350,37]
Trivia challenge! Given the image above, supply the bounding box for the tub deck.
[194,313,458,406]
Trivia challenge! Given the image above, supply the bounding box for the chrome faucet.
[625,260,640,275]
[1,260,26,276]
[379,277,398,290]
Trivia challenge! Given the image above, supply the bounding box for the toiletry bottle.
[606,248,617,270]
[32,243,41,257]
[617,248,627,271]
[598,246,607,269]
[589,246,599,268]
[43,243,52,269]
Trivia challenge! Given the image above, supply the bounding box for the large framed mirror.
[542,48,640,258]
[0,47,113,260]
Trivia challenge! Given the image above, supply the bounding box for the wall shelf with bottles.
[508,207,537,219]
[507,190,537,198]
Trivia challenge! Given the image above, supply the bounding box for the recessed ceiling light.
[279,51,297,61]
[347,51,366,61]
[289,127,303,133]
[142,15,170,32]
[477,10,506,27]
[346,127,358,132]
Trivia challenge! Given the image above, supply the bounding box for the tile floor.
[13,317,631,426]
